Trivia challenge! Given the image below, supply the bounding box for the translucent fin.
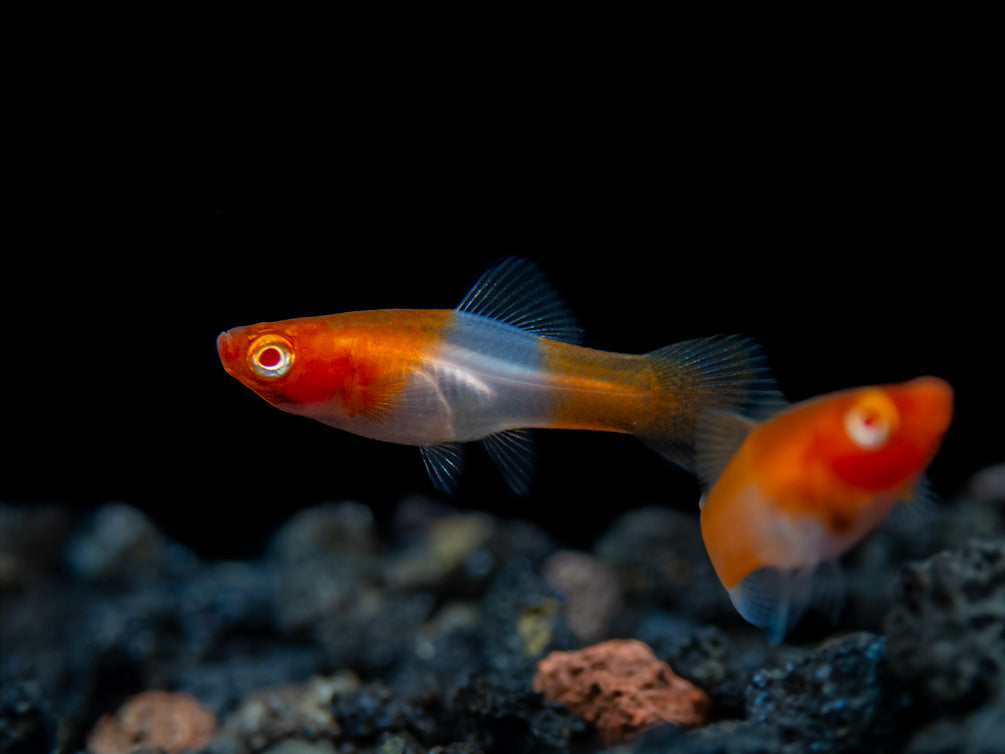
[638,335,783,470]
[695,409,759,490]
[456,257,584,345]
[420,443,465,496]
[728,564,817,645]
[812,559,846,627]
[356,375,408,424]
[912,475,941,509]
[882,475,940,531]
[481,429,536,495]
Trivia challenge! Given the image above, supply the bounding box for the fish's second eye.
[248,337,294,379]
[844,390,897,450]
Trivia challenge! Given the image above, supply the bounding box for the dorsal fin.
[456,257,583,345]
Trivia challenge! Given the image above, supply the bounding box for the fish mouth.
[216,330,238,367]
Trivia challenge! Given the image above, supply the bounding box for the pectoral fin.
[420,430,537,496]
[728,565,818,645]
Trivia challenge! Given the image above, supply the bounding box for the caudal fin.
[636,334,780,470]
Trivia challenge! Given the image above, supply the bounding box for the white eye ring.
[844,402,893,449]
[248,337,294,379]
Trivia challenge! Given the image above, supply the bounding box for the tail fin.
[635,335,780,470]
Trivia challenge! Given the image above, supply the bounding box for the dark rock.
[269,501,378,564]
[903,690,1005,754]
[844,491,1005,634]
[593,507,737,626]
[638,613,779,720]
[449,674,586,754]
[670,720,783,754]
[745,632,913,754]
[885,539,1005,709]
[6,465,1005,754]
[67,502,192,587]
[0,682,58,754]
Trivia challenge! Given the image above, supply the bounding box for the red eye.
[844,390,898,450]
[257,347,282,368]
[247,337,294,379]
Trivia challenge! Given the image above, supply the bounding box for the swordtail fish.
[217,257,776,494]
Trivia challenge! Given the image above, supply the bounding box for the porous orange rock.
[87,691,216,754]
[532,638,710,744]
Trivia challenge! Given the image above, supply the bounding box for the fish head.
[826,376,954,493]
[217,319,331,410]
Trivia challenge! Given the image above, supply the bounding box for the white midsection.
[762,495,890,569]
[298,315,557,446]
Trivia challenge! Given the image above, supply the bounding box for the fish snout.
[894,377,954,459]
[217,330,238,365]
[910,376,954,430]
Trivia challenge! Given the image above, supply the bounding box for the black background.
[6,43,999,560]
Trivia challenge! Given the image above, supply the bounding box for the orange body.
[217,308,667,443]
[217,258,775,493]
[697,376,954,639]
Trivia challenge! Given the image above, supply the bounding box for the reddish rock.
[532,638,711,744]
[87,691,216,754]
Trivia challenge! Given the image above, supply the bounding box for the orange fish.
[217,258,775,494]
[696,376,954,642]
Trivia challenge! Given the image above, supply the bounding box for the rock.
[221,674,353,753]
[476,557,576,687]
[669,719,783,754]
[966,463,1005,503]
[386,510,496,590]
[637,612,778,720]
[0,682,58,754]
[9,471,1005,753]
[543,549,623,644]
[885,539,1005,708]
[67,503,176,586]
[532,638,711,745]
[268,501,377,564]
[449,674,586,754]
[87,690,216,754]
[593,507,735,625]
[903,689,1005,754]
[744,632,913,754]
[842,465,1005,637]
